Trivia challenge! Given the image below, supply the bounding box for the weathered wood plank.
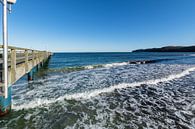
[25,50,28,73]
[11,49,16,84]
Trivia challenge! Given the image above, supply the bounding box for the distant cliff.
[132,46,195,52]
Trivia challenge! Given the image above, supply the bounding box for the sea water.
[1,52,195,129]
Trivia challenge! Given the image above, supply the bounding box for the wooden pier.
[0,45,52,115]
[0,45,52,86]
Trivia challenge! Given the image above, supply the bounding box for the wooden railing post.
[39,52,41,63]
[11,49,16,83]
[41,52,44,62]
[43,52,45,63]
[40,52,42,62]
[32,50,35,67]
[40,52,43,66]
[36,52,39,64]
[25,49,28,72]
[46,52,48,58]
[45,51,48,60]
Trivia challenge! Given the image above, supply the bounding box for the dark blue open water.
[49,52,195,68]
[1,52,195,129]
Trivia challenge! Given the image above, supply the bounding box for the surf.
[47,58,175,74]
[12,66,195,110]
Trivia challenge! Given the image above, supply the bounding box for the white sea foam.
[103,62,129,68]
[84,65,94,69]
[87,62,129,69]
[83,62,129,70]
[12,66,195,110]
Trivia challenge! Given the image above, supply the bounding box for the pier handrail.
[0,45,48,52]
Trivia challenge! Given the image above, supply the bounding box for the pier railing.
[0,45,52,86]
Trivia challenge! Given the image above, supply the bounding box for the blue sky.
[1,0,195,52]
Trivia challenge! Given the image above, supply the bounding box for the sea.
[1,52,195,129]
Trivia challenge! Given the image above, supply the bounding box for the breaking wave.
[47,58,174,73]
[13,66,195,110]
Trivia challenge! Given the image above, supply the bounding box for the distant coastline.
[132,46,195,52]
